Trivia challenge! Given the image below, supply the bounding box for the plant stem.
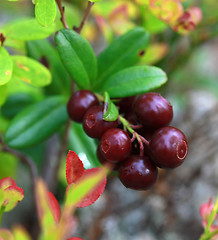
[73,1,95,34]
[0,136,38,186]
[200,229,218,240]
[55,0,69,29]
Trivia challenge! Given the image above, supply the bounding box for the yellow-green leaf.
[11,55,51,87]
[0,85,8,107]
[13,225,31,240]
[0,229,14,240]
[35,0,57,27]
[0,47,13,86]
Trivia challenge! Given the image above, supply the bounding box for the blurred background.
[0,0,218,239]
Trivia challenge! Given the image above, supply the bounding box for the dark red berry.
[83,106,118,139]
[118,96,137,114]
[149,126,188,169]
[67,90,99,123]
[100,128,132,163]
[134,92,173,129]
[96,145,120,170]
[119,155,158,190]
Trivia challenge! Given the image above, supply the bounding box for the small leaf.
[47,191,61,224]
[93,27,150,90]
[35,178,56,228]
[0,177,16,189]
[66,151,84,185]
[3,185,24,212]
[75,168,107,208]
[66,167,107,208]
[3,18,56,41]
[0,47,13,86]
[35,0,57,27]
[101,66,167,98]
[0,229,14,240]
[5,96,68,149]
[103,92,119,121]
[11,55,51,87]
[55,29,97,89]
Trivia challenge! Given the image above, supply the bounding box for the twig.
[73,1,95,34]
[55,0,69,29]
[0,136,38,185]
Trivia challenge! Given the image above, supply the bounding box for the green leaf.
[35,0,57,27]
[3,18,56,41]
[103,92,119,121]
[69,123,100,169]
[101,66,167,98]
[26,39,71,95]
[93,27,150,90]
[0,47,13,86]
[55,29,97,89]
[5,96,68,149]
[1,93,37,119]
[0,85,8,107]
[11,55,51,87]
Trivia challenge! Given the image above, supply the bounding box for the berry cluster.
[67,90,188,191]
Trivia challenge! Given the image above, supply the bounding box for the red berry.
[149,126,188,169]
[100,128,132,163]
[67,90,99,123]
[134,92,173,129]
[118,96,137,114]
[119,155,158,190]
[96,145,120,170]
[83,106,118,139]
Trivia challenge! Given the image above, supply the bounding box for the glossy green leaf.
[3,18,56,41]
[0,85,8,107]
[69,123,100,169]
[93,27,150,90]
[103,92,119,121]
[11,55,51,87]
[5,96,68,149]
[1,93,37,119]
[0,47,13,86]
[35,0,57,27]
[101,66,167,98]
[26,39,71,95]
[55,29,97,89]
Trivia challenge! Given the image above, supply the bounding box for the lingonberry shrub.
[1,0,212,238]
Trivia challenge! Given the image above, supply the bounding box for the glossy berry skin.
[67,90,99,123]
[119,155,158,190]
[100,128,132,163]
[97,145,120,170]
[149,126,188,169]
[134,92,173,129]
[83,106,118,139]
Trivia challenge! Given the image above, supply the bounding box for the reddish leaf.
[0,177,16,190]
[47,191,61,224]
[76,168,107,208]
[3,185,24,212]
[66,151,84,185]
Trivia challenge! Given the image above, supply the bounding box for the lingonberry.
[118,96,137,114]
[119,155,158,190]
[100,128,132,163]
[83,106,118,139]
[67,90,99,123]
[97,145,120,170]
[149,126,188,169]
[134,92,173,129]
